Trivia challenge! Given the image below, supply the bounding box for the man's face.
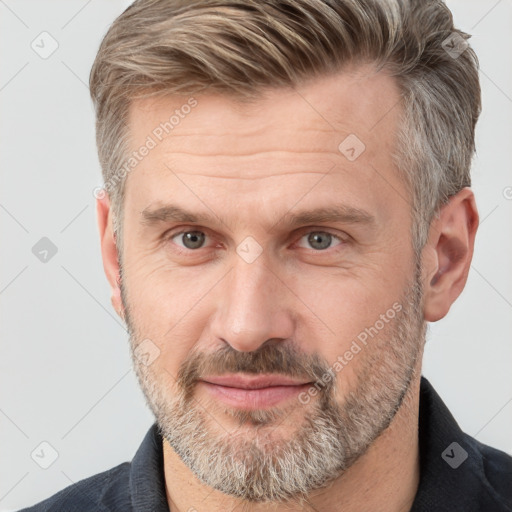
[119,66,426,502]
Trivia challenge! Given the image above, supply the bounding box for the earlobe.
[96,194,124,319]
[422,188,479,322]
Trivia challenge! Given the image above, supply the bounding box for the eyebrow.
[140,204,375,230]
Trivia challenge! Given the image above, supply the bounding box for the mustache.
[176,341,333,397]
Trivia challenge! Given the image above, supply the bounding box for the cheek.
[123,254,221,368]
[290,268,406,369]
[125,248,215,318]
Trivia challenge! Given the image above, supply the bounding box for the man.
[20,0,512,511]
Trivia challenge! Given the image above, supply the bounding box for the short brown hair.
[89,0,481,252]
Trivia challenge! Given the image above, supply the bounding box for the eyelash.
[164,228,347,254]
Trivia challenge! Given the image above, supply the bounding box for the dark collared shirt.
[20,377,512,511]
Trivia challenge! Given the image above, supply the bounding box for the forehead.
[128,65,401,158]
[123,66,407,226]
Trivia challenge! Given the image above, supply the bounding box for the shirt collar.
[129,421,170,511]
[410,376,497,511]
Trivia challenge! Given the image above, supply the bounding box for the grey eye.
[297,231,343,251]
[175,231,206,249]
[307,232,332,250]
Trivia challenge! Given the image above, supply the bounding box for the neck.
[163,373,421,512]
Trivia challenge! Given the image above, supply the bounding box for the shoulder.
[413,377,512,512]
[18,462,132,512]
[469,435,512,509]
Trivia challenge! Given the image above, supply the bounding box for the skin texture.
[97,65,478,511]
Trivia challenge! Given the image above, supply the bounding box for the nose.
[209,256,295,353]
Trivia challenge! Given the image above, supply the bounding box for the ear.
[421,188,479,322]
[96,194,124,320]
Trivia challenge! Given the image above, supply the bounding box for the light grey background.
[1,1,511,510]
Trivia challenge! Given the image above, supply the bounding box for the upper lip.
[201,374,312,390]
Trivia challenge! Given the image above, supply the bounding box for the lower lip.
[200,381,312,409]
